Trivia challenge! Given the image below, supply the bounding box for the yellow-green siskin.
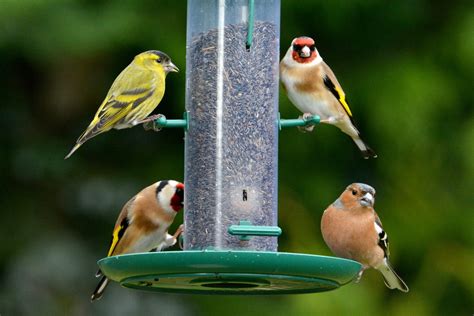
[65,50,178,159]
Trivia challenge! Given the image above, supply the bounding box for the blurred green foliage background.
[0,0,472,315]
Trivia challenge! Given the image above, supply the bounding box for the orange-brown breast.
[321,205,383,268]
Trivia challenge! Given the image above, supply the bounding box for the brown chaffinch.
[280,36,376,159]
[321,183,408,292]
[91,180,184,301]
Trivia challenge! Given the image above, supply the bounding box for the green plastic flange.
[228,220,282,241]
[98,250,361,295]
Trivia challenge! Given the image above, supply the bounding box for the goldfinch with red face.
[91,180,185,301]
[321,183,408,292]
[280,37,377,159]
[65,50,179,159]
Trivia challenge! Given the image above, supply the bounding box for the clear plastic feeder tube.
[184,0,280,251]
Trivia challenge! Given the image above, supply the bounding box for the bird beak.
[299,46,311,58]
[166,61,179,73]
[360,192,374,207]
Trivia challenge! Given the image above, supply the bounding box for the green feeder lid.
[98,250,361,295]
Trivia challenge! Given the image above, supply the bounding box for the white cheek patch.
[158,191,175,214]
[156,180,180,214]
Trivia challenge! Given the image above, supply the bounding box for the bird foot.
[297,113,315,133]
[173,224,185,239]
[172,224,185,250]
[141,114,165,131]
[151,224,184,251]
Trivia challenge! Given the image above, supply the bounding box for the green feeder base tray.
[98,250,361,295]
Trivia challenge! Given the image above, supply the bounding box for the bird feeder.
[98,0,360,294]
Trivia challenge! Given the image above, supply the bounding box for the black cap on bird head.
[141,50,179,73]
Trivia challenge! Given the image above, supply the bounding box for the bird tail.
[64,120,106,159]
[64,142,83,159]
[377,258,409,292]
[352,136,377,159]
[338,120,377,159]
[91,275,110,301]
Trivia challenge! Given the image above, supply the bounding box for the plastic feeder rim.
[98,250,361,295]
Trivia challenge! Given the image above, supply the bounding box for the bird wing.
[321,62,353,118]
[96,66,157,125]
[106,196,136,257]
[95,200,132,277]
[96,88,154,126]
[374,214,390,258]
[76,66,157,143]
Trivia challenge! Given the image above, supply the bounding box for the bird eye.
[156,58,162,63]
[310,44,316,50]
[352,190,357,195]
[293,44,302,51]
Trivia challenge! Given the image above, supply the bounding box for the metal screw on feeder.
[98,0,361,295]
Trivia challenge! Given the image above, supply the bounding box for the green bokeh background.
[1,0,472,315]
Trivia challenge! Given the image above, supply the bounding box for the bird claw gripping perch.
[142,114,166,132]
[297,113,317,133]
[278,113,320,130]
[143,112,189,132]
[177,224,185,250]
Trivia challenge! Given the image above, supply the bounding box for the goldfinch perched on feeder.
[321,183,408,292]
[91,180,185,301]
[280,37,377,159]
[65,50,179,159]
